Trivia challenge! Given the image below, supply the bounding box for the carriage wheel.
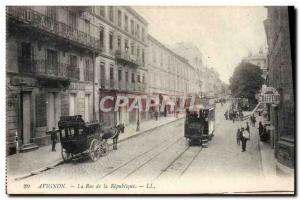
[89,139,101,162]
[100,141,109,156]
[61,148,72,162]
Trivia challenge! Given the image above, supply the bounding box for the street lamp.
[136,103,140,132]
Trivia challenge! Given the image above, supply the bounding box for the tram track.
[14,106,229,184]
[14,119,184,182]
[105,107,226,181]
[153,108,224,180]
[179,146,203,177]
[100,136,185,180]
[154,144,197,180]
[121,137,187,180]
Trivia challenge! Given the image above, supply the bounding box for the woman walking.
[236,128,242,145]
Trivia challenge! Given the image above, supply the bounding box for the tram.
[184,97,216,147]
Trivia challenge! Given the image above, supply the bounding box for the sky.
[133,6,268,84]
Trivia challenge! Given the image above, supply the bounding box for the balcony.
[100,79,117,90]
[18,58,80,80]
[100,79,146,93]
[115,50,140,67]
[7,7,102,53]
[136,82,146,92]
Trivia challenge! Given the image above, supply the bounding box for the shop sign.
[259,87,280,105]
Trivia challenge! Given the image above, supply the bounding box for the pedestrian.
[258,121,264,136]
[224,110,228,120]
[232,111,236,123]
[154,110,158,121]
[246,121,250,140]
[236,128,241,145]
[50,127,58,152]
[241,127,250,152]
[240,111,244,121]
[246,121,250,132]
[260,124,270,142]
[252,114,256,127]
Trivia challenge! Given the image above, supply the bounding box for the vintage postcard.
[6,6,295,194]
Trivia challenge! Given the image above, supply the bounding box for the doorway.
[47,92,59,130]
[21,92,31,144]
[69,93,76,116]
[84,94,90,122]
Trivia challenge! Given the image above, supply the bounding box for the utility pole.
[92,50,96,121]
[136,100,140,131]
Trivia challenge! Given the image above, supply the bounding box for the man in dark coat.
[241,127,250,152]
[50,127,58,152]
[236,128,241,145]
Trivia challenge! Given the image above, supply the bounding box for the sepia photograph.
[5,5,295,195]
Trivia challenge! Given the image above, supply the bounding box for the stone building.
[264,6,295,172]
[171,42,224,97]
[147,35,199,115]
[89,6,148,127]
[242,50,267,80]
[171,42,202,95]
[204,68,224,97]
[6,6,101,154]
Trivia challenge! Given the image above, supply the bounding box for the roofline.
[147,34,195,69]
[124,6,148,25]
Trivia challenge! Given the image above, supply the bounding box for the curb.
[13,116,185,181]
[275,160,294,176]
[257,135,265,177]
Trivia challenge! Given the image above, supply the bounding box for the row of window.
[93,6,146,43]
[43,7,146,64]
[101,28,145,61]
[150,46,193,78]
[19,42,93,81]
[19,41,147,88]
[100,62,145,84]
[45,7,93,36]
[150,72,190,92]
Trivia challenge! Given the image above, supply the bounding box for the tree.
[229,62,264,109]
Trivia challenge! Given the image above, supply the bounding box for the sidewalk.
[248,114,277,177]
[7,114,185,180]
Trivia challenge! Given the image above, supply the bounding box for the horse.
[101,123,125,150]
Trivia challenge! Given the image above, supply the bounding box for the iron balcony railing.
[99,78,146,92]
[115,50,140,67]
[7,6,102,52]
[18,57,80,80]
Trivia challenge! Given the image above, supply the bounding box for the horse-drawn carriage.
[184,98,215,147]
[58,115,124,162]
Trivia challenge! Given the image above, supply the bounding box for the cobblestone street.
[8,103,294,194]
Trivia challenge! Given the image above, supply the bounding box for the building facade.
[242,50,267,80]
[88,6,148,127]
[264,7,295,172]
[147,35,199,100]
[171,42,224,97]
[6,6,101,154]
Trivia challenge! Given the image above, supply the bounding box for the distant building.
[171,42,224,97]
[264,6,295,173]
[171,42,203,71]
[242,50,267,79]
[147,35,199,116]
